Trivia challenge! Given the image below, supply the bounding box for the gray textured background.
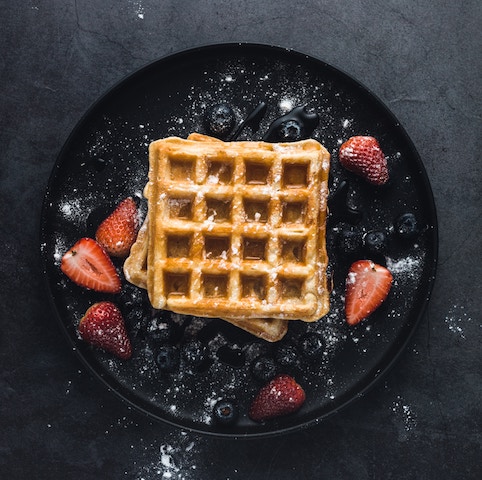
[1,1,481,478]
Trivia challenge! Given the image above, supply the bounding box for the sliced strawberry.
[96,197,139,257]
[248,374,306,422]
[339,136,389,185]
[61,238,121,293]
[78,301,132,359]
[345,260,393,325]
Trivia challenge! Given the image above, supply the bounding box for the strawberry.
[345,260,393,325]
[338,136,389,185]
[78,301,132,359]
[248,374,306,422]
[96,197,139,257]
[61,237,121,293]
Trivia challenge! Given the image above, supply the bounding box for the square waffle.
[124,135,291,341]
[140,134,330,324]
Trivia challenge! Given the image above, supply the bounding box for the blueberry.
[204,104,236,139]
[250,356,278,382]
[148,322,175,346]
[277,119,303,142]
[182,339,208,368]
[300,333,325,358]
[213,399,238,425]
[337,227,362,254]
[275,343,299,368]
[125,309,149,338]
[154,345,180,373]
[364,230,388,255]
[395,213,419,239]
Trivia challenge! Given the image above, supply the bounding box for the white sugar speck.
[279,98,294,112]
[444,304,472,339]
[391,395,417,442]
[134,433,199,480]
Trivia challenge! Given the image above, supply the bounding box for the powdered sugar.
[386,251,425,286]
[444,304,473,339]
[391,395,417,442]
[133,432,199,479]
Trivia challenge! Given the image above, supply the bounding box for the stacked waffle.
[124,133,330,341]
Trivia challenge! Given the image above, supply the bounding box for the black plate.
[40,43,437,438]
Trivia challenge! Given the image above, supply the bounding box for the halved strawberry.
[78,301,131,359]
[96,197,139,257]
[339,136,389,185]
[345,260,393,325]
[248,374,306,422]
[61,237,121,293]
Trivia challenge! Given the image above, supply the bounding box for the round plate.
[40,43,437,438]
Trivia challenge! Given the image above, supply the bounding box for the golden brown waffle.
[125,220,292,341]
[141,134,330,324]
[124,136,289,342]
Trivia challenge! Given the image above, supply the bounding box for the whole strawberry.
[249,374,306,422]
[78,301,132,359]
[96,197,139,257]
[339,136,389,185]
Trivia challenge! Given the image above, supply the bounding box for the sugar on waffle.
[124,133,330,340]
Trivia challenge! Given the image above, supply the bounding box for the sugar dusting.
[130,0,145,19]
[391,395,417,442]
[444,304,473,339]
[134,431,199,480]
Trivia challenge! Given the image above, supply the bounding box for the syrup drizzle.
[263,106,319,142]
[230,101,267,140]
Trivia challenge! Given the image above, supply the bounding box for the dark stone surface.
[1,1,480,479]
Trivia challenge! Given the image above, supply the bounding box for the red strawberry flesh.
[78,301,132,359]
[249,374,306,422]
[96,197,139,258]
[345,260,393,325]
[339,136,389,185]
[61,237,121,293]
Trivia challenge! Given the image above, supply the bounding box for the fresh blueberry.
[300,333,325,358]
[250,356,278,382]
[395,213,419,239]
[213,399,238,425]
[182,339,208,368]
[148,321,175,346]
[364,230,388,255]
[337,227,362,254]
[275,343,299,369]
[154,345,180,373]
[277,119,303,142]
[204,104,236,139]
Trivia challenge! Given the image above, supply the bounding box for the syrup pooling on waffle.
[144,136,330,322]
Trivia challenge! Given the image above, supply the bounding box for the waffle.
[124,135,289,341]
[124,216,289,341]
[124,133,330,340]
